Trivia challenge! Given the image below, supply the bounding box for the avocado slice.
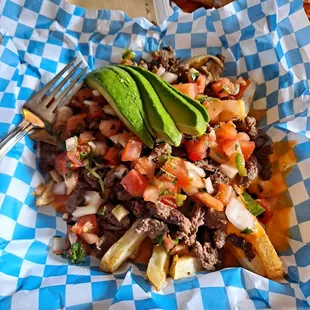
[85,67,154,148]
[106,66,155,138]
[166,83,209,123]
[118,65,182,147]
[129,66,207,136]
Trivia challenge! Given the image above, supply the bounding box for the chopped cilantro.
[234,144,239,150]
[80,151,88,161]
[241,227,253,234]
[65,170,73,178]
[62,242,85,264]
[66,161,72,168]
[174,238,180,245]
[97,205,107,216]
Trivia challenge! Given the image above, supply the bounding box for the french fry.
[226,243,266,277]
[147,245,170,291]
[226,221,284,279]
[170,255,203,280]
[100,220,147,272]
[36,180,55,206]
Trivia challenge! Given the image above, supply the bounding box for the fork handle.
[0,119,34,160]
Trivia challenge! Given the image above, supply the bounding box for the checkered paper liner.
[0,0,310,308]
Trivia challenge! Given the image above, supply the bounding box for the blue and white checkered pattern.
[0,0,310,308]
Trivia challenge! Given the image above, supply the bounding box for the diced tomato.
[158,174,177,199]
[164,157,189,187]
[173,83,198,100]
[122,140,142,161]
[77,88,94,103]
[187,171,205,189]
[55,152,70,176]
[71,214,98,235]
[211,77,237,99]
[160,198,177,208]
[143,184,160,202]
[256,199,273,224]
[234,77,251,99]
[163,234,175,251]
[133,156,156,178]
[78,131,94,145]
[104,147,120,166]
[121,169,148,196]
[221,138,240,157]
[215,122,238,144]
[184,135,209,161]
[240,140,255,161]
[193,192,224,211]
[196,74,207,94]
[86,103,104,121]
[215,184,233,206]
[67,151,83,168]
[99,119,122,137]
[237,132,250,141]
[66,113,87,132]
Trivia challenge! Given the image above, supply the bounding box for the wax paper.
[0,0,310,309]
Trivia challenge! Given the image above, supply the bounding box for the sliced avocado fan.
[85,67,154,148]
[129,66,207,136]
[118,65,182,147]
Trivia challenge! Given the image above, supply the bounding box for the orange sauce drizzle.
[248,141,297,252]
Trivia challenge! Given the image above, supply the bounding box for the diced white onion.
[80,232,99,244]
[185,161,206,178]
[161,72,178,84]
[72,205,99,218]
[111,204,129,222]
[88,141,96,151]
[109,134,120,145]
[62,213,68,220]
[156,67,166,77]
[53,182,66,195]
[65,136,77,152]
[68,232,78,245]
[49,170,63,183]
[226,197,256,231]
[92,89,101,97]
[205,177,215,195]
[93,141,108,157]
[52,236,65,254]
[84,191,102,208]
[64,172,78,195]
[113,165,128,179]
[83,100,96,106]
[219,164,238,179]
[103,105,117,116]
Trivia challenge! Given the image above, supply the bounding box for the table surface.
[67,0,157,23]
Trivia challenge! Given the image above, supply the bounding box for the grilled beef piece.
[235,155,259,188]
[182,204,206,246]
[135,218,168,241]
[192,241,219,271]
[171,144,187,158]
[235,117,272,181]
[99,204,130,230]
[80,168,100,191]
[210,170,230,191]
[194,159,217,172]
[147,202,192,235]
[65,181,89,214]
[204,208,227,249]
[149,142,172,164]
[226,234,256,261]
[124,199,150,218]
[39,142,58,173]
[204,208,227,230]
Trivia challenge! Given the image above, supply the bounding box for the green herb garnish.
[62,242,85,264]
[241,192,265,217]
[241,227,253,234]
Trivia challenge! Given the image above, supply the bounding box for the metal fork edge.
[0,60,87,161]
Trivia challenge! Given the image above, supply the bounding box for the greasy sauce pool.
[249,141,297,252]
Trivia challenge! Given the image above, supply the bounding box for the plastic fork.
[0,58,87,161]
